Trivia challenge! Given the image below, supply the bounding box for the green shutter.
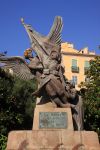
[72,59,77,66]
[84,61,90,67]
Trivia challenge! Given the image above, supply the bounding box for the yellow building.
[61,42,96,90]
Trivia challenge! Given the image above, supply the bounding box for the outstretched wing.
[47,16,63,47]
[0,56,34,80]
[21,16,63,59]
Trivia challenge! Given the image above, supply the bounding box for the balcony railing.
[71,66,79,73]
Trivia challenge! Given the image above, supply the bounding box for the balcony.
[84,67,89,74]
[71,66,79,73]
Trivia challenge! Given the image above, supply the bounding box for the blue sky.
[0,0,100,56]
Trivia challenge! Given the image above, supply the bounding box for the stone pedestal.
[6,102,100,150]
[33,103,73,130]
[7,130,100,150]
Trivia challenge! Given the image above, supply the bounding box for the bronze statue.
[0,16,84,130]
[65,81,84,130]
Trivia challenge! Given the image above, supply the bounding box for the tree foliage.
[80,56,100,139]
[0,68,37,149]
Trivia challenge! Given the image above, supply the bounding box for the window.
[72,76,77,85]
[84,61,90,74]
[72,59,77,67]
[71,59,79,73]
[84,61,90,68]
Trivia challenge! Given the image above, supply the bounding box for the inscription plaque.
[39,112,67,129]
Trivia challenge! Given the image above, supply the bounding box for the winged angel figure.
[0,16,75,108]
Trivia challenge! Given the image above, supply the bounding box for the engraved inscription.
[39,112,67,129]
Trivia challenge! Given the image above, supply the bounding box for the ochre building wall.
[61,42,96,90]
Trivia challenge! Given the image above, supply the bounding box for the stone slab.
[33,106,73,130]
[6,130,100,150]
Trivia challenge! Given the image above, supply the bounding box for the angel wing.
[0,56,34,80]
[21,16,63,59]
[47,16,63,47]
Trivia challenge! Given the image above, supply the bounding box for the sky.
[0,0,100,56]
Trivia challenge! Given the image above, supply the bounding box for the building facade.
[61,42,96,90]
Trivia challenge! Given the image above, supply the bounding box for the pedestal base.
[6,130,100,150]
[6,103,100,149]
